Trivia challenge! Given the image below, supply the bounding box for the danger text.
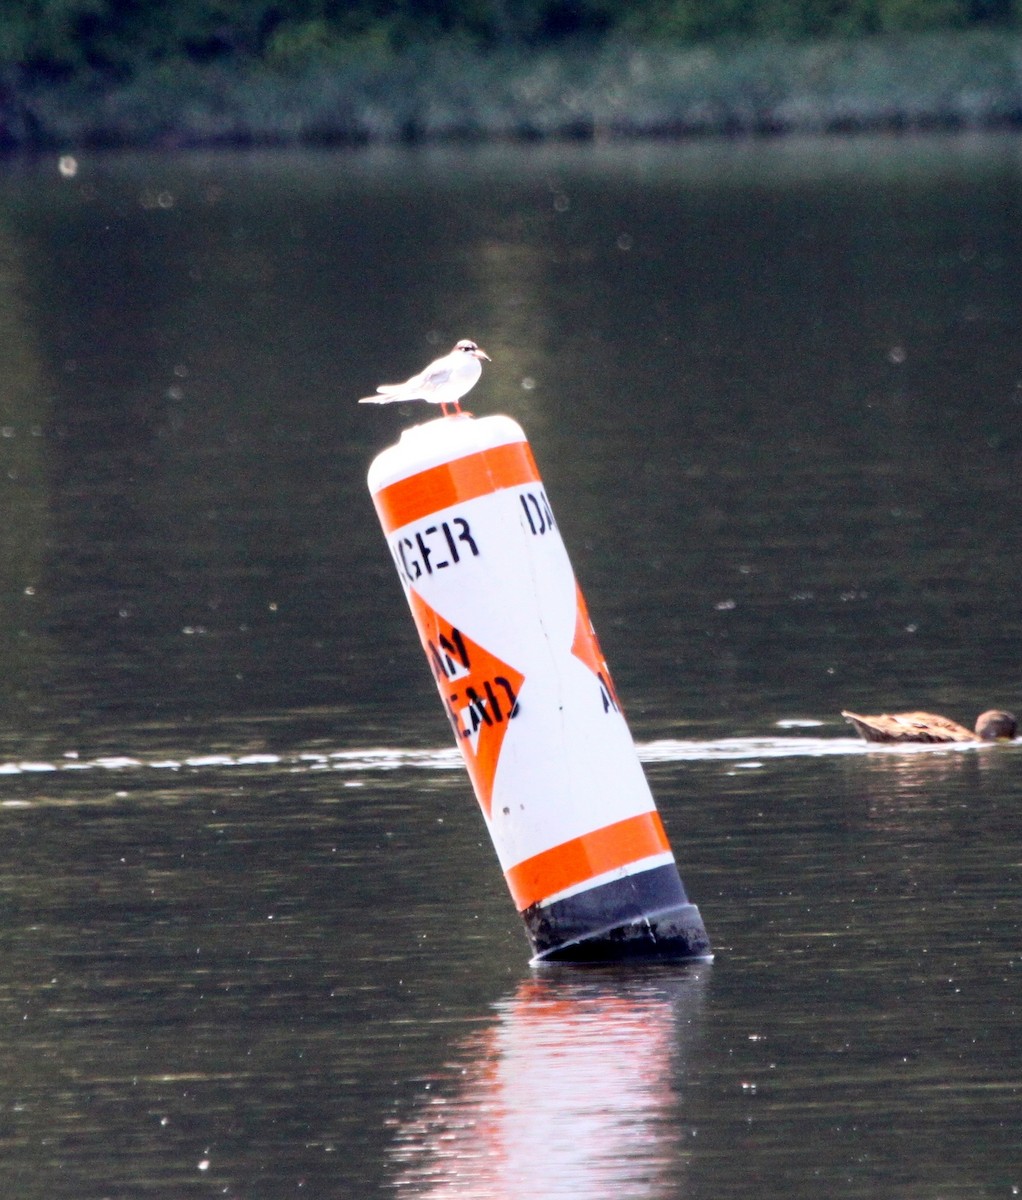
[520,489,555,536]
[391,516,479,585]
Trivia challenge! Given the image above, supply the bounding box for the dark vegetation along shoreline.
[2,1,1022,149]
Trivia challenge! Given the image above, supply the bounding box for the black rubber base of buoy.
[523,863,711,964]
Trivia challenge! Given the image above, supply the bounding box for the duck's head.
[974,710,1018,741]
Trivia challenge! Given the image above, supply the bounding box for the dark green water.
[0,134,1020,1197]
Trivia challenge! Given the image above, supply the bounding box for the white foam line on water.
[0,733,996,780]
[640,735,1003,761]
[639,736,871,762]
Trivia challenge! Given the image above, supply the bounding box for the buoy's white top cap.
[367,413,528,495]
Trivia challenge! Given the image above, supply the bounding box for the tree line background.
[2,0,1019,78]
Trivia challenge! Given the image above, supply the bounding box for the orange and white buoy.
[367,413,710,963]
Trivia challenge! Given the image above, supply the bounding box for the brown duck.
[842,708,1018,744]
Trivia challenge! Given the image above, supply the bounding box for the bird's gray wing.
[376,359,453,399]
[357,372,425,403]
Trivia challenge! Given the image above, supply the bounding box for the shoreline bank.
[2,30,1021,151]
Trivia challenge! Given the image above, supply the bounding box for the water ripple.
[0,728,1005,783]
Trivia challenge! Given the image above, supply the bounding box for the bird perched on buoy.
[358,339,490,417]
[841,708,1018,744]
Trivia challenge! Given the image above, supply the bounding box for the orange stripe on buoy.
[374,440,540,532]
[505,811,671,913]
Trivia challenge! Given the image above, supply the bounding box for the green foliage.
[0,0,1018,76]
[0,0,109,71]
[262,20,395,71]
[8,27,1022,146]
[622,0,983,41]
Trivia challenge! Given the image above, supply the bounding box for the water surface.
[0,134,1020,1197]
